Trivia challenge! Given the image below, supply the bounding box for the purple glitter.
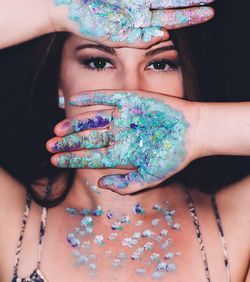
[107,210,113,219]
[134,203,145,215]
[72,115,112,132]
[67,233,80,247]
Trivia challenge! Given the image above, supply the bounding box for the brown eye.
[146,59,178,71]
[90,58,109,69]
[81,57,114,71]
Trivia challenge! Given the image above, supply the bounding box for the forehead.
[64,34,175,54]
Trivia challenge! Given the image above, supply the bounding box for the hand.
[47,91,200,194]
[52,0,215,45]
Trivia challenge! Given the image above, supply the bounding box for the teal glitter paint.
[58,92,189,189]
[150,0,213,9]
[54,0,164,43]
[52,130,114,152]
[54,0,212,43]
[54,0,132,38]
[151,6,213,27]
[62,114,113,134]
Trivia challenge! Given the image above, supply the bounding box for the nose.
[119,70,143,90]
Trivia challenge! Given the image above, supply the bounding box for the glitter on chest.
[65,201,181,279]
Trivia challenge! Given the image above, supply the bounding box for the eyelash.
[146,59,179,72]
[80,56,115,71]
[79,56,179,72]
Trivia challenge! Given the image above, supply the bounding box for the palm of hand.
[55,0,163,42]
[63,93,189,189]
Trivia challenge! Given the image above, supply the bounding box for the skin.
[54,92,190,190]
[48,36,197,193]
[0,0,215,49]
[39,35,250,281]
[0,169,249,282]
[0,0,249,281]
[54,0,214,43]
[0,29,250,282]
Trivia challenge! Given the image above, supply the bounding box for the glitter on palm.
[54,0,213,42]
[57,92,189,189]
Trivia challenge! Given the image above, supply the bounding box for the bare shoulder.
[216,175,250,226]
[216,175,250,279]
[187,176,250,280]
[215,175,250,246]
[0,167,26,218]
[0,167,27,238]
[0,167,28,279]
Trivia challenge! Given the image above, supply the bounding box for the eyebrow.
[75,44,116,55]
[145,45,176,57]
[75,43,176,57]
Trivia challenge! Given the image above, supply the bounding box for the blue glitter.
[59,92,189,190]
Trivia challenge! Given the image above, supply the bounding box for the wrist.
[46,0,69,32]
[197,102,250,157]
[196,102,221,158]
[184,101,203,161]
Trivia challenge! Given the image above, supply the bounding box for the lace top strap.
[185,189,211,281]
[13,192,48,278]
[37,206,48,268]
[211,194,232,282]
[13,193,32,277]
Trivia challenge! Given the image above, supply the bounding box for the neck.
[62,168,181,216]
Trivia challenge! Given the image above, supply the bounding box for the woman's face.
[59,35,184,116]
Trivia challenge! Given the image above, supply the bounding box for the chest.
[14,215,243,282]
[1,196,248,282]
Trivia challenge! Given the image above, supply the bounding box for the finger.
[69,90,163,108]
[98,171,163,195]
[150,0,214,9]
[51,150,112,168]
[46,130,115,153]
[111,27,167,44]
[99,171,144,190]
[54,112,114,137]
[69,92,123,107]
[69,90,186,109]
[151,7,214,29]
[101,28,169,48]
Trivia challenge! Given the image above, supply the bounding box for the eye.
[146,59,178,72]
[80,57,115,71]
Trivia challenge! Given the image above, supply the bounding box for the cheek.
[59,61,117,117]
[60,60,121,97]
[143,71,184,98]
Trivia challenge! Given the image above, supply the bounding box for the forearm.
[198,102,250,157]
[0,0,59,49]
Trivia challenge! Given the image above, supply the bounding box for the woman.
[0,0,249,281]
